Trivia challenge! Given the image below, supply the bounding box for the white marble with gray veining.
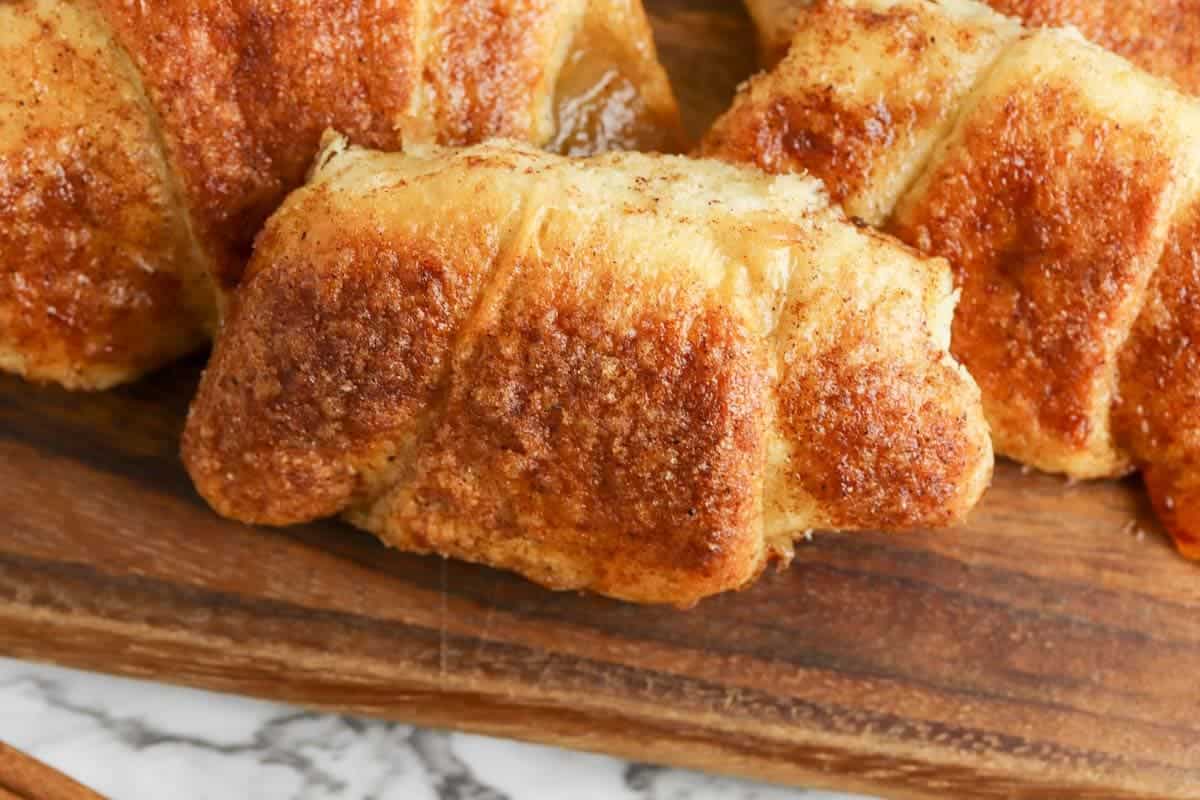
[0,657,878,800]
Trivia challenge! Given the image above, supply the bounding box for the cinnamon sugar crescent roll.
[703,0,1200,558]
[0,0,681,389]
[182,137,992,606]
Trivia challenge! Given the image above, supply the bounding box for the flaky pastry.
[183,136,993,605]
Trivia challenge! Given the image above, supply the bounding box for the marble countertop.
[0,657,875,800]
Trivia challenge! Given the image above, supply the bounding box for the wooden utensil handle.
[0,743,105,800]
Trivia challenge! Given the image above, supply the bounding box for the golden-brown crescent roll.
[702,0,1200,558]
[181,136,993,606]
[0,0,681,390]
[745,0,1200,95]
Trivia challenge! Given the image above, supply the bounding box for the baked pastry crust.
[182,136,992,605]
[705,0,1021,225]
[0,0,681,389]
[973,0,1200,96]
[744,0,1200,95]
[705,0,1200,557]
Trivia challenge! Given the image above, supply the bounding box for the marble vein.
[0,657,873,800]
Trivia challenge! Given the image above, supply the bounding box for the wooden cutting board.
[2,3,1199,798]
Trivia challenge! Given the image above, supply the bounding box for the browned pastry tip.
[1144,466,1200,561]
[1115,191,1200,560]
[183,137,992,606]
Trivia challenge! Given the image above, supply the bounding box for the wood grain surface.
[2,3,1199,798]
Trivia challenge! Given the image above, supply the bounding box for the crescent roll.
[702,0,1200,558]
[181,136,992,606]
[744,0,1200,94]
[0,0,681,390]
